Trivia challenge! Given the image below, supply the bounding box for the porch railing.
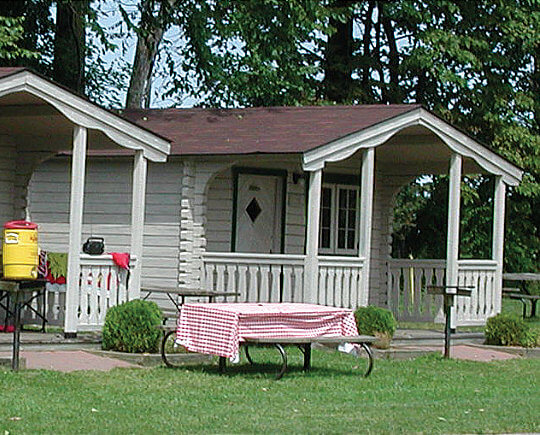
[15,254,135,330]
[202,253,306,302]
[77,254,136,330]
[456,259,498,325]
[387,258,499,325]
[318,256,365,308]
[202,252,366,308]
[386,259,446,323]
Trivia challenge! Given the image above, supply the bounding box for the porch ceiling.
[0,98,128,153]
[0,68,170,162]
[303,108,523,186]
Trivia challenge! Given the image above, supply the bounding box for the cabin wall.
[28,157,183,308]
[0,136,16,232]
[205,162,306,254]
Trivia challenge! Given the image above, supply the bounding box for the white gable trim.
[302,107,523,186]
[0,70,170,162]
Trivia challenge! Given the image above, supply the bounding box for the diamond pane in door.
[246,198,262,222]
[235,173,283,253]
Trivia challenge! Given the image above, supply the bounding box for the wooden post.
[446,153,462,329]
[492,176,506,314]
[129,150,147,300]
[303,168,322,303]
[358,147,375,307]
[64,125,87,338]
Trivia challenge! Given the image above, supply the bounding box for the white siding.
[0,136,16,231]
[28,157,182,307]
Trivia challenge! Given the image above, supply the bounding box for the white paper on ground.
[338,342,358,356]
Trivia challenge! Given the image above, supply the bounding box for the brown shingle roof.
[121,105,420,155]
[0,67,26,79]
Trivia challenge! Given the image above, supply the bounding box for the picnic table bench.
[232,335,376,380]
[502,273,540,318]
[160,326,375,379]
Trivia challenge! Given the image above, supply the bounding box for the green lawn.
[1,351,538,434]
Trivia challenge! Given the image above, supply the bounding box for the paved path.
[392,344,519,362]
[0,350,138,372]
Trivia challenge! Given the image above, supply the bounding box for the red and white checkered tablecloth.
[176,303,359,358]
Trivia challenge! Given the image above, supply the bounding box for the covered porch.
[196,108,522,325]
[0,68,170,335]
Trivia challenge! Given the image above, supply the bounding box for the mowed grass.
[0,351,538,434]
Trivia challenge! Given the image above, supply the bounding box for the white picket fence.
[387,258,500,325]
[202,252,366,308]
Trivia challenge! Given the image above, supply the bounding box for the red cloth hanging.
[111,252,130,270]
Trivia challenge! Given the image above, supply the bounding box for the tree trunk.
[126,0,170,109]
[53,0,88,94]
[322,0,355,103]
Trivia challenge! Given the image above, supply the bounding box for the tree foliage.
[0,0,537,271]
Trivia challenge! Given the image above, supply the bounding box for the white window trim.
[319,183,360,256]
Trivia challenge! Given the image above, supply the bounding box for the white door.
[235,173,283,253]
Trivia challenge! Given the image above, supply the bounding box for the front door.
[235,173,283,253]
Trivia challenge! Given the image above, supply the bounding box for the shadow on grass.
[162,348,375,380]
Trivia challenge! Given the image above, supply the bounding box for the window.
[319,184,359,255]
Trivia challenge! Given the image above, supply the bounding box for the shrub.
[102,300,163,353]
[354,306,397,349]
[485,313,538,348]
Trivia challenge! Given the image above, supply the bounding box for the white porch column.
[303,168,322,303]
[358,147,375,306]
[492,176,506,314]
[64,125,87,337]
[129,150,147,300]
[446,153,462,328]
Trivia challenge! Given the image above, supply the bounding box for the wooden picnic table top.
[0,279,46,293]
[141,287,239,298]
[503,273,540,281]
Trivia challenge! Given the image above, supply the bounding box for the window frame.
[318,182,360,256]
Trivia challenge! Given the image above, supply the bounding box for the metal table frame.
[0,279,47,370]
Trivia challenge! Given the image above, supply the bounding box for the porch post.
[64,125,87,338]
[492,176,506,314]
[129,150,147,300]
[303,168,322,303]
[358,147,375,307]
[446,153,462,329]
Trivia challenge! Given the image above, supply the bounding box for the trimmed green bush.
[485,313,537,348]
[354,306,397,348]
[102,300,163,353]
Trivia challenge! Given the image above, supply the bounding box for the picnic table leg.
[530,299,537,318]
[302,343,311,371]
[274,344,287,380]
[360,343,374,378]
[218,356,226,374]
[11,293,22,371]
[244,345,254,365]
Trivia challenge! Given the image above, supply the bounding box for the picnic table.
[173,303,375,379]
[141,287,239,321]
[502,273,540,318]
[0,279,46,370]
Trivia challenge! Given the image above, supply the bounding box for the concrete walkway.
[0,328,528,371]
[0,350,138,372]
